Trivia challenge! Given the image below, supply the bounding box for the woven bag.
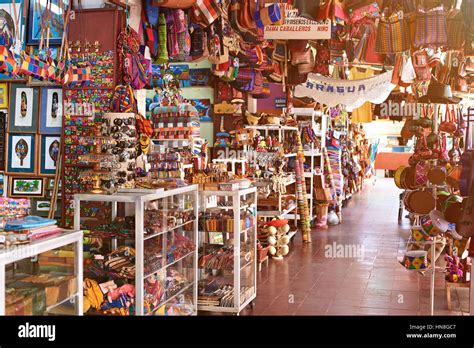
[376,12,411,53]
[414,5,448,47]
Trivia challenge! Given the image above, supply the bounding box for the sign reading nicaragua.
[294,70,395,110]
[264,5,331,40]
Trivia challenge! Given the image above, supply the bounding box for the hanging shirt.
[349,67,374,123]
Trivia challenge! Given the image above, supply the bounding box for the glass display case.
[0,230,83,315]
[197,187,257,315]
[74,185,198,316]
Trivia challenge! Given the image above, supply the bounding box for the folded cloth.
[5,216,57,231]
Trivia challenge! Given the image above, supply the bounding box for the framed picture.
[6,133,36,173]
[8,177,44,197]
[8,85,39,133]
[0,0,26,80]
[47,178,61,190]
[40,88,62,133]
[39,135,60,175]
[31,197,61,216]
[27,0,68,46]
[0,83,8,108]
[0,173,4,196]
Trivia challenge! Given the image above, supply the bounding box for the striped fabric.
[414,5,447,47]
[376,12,411,53]
[192,0,219,27]
[446,17,465,49]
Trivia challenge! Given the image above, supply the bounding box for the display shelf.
[258,203,297,217]
[145,282,194,316]
[295,109,328,223]
[74,185,199,316]
[198,187,257,315]
[0,230,83,316]
[245,125,299,131]
[145,250,195,280]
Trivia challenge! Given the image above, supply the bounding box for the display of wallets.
[199,212,254,233]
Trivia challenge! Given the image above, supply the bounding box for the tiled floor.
[243,178,467,316]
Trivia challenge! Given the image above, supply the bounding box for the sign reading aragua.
[264,5,331,40]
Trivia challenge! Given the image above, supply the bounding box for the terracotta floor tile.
[358,307,390,315]
[238,179,455,316]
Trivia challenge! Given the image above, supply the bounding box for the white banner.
[294,70,396,111]
[264,6,331,40]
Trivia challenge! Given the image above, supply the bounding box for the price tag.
[0,235,5,243]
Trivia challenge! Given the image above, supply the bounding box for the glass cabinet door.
[143,191,197,316]
[5,242,80,316]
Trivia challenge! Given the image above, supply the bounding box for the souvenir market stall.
[0,0,472,318]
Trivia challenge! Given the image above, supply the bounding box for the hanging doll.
[445,254,464,283]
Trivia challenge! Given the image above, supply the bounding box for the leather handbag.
[298,49,315,74]
[439,105,458,134]
[291,48,312,66]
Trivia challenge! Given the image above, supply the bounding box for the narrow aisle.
[245,178,463,316]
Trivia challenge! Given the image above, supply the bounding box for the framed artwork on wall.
[0,83,8,108]
[8,177,44,198]
[8,84,39,133]
[0,0,26,80]
[47,178,61,190]
[6,133,36,174]
[27,0,68,46]
[40,88,62,133]
[39,135,60,175]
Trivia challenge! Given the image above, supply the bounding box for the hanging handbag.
[67,62,91,87]
[414,5,448,47]
[154,0,196,8]
[376,12,411,53]
[255,0,282,28]
[412,49,431,82]
[314,42,330,76]
[291,48,312,66]
[415,161,428,186]
[239,0,256,30]
[110,85,137,113]
[293,0,320,21]
[439,104,458,134]
[298,49,315,74]
[316,0,333,20]
[447,15,466,49]
[18,51,49,81]
[0,46,19,76]
[191,0,220,28]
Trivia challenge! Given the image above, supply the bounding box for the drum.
[428,166,446,185]
[420,210,449,236]
[404,190,436,215]
[411,226,432,242]
[444,201,464,224]
[402,250,428,270]
[443,195,463,212]
[394,165,408,189]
